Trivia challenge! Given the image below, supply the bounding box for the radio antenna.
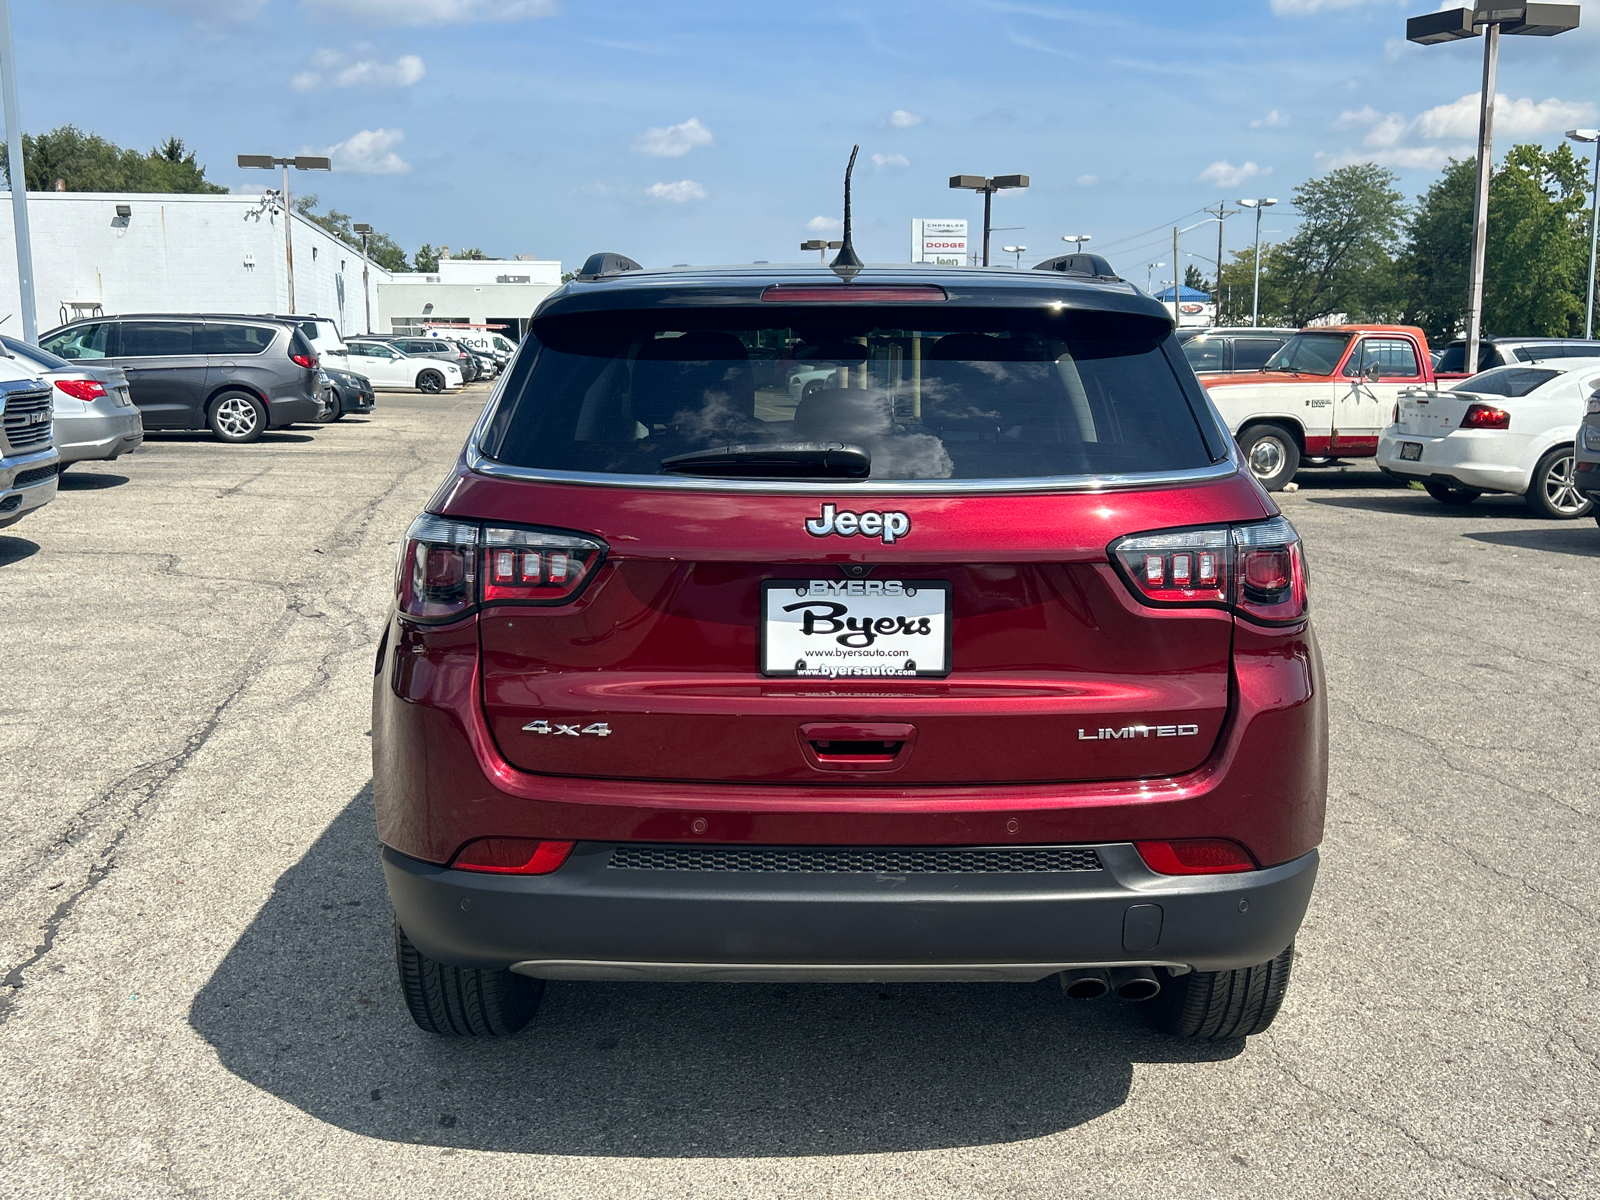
[829,145,864,282]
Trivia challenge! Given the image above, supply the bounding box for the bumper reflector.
[1135,839,1255,875]
[451,838,575,875]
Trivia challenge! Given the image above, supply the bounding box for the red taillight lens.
[451,838,575,875]
[291,352,317,369]
[1460,403,1509,430]
[1110,516,1307,625]
[481,525,604,606]
[396,514,478,623]
[1135,839,1256,875]
[53,378,107,401]
[760,285,948,303]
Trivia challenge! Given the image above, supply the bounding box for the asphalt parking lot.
[1,388,1597,1198]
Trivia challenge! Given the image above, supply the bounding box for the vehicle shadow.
[1463,528,1600,558]
[190,786,1242,1158]
[58,471,129,491]
[1304,492,1531,518]
[142,431,315,445]
[1288,466,1399,491]
[0,535,39,566]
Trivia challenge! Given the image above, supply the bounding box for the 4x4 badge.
[805,503,911,544]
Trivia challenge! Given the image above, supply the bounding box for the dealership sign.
[910,218,969,266]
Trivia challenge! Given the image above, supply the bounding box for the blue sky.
[21,0,1600,282]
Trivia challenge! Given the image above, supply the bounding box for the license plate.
[761,579,951,678]
[1400,442,1422,461]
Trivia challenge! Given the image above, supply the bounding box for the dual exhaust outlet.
[1060,966,1162,1002]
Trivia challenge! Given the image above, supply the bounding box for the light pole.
[1566,129,1600,340]
[1002,244,1027,267]
[0,0,36,342]
[1145,261,1166,292]
[1238,198,1277,327]
[352,221,374,334]
[237,153,332,314]
[1407,5,1580,373]
[801,238,842,264]
[1061,234,1091,255]
[949,174,1029,266]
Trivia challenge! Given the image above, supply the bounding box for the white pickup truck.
[1199,324,1437,490]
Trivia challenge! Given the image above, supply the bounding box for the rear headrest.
[792,387,890,441]
[926,333,1046,362]
[636,331,750,363]
[630,332,754,425]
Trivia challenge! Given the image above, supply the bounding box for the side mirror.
[1364,362,1382,383]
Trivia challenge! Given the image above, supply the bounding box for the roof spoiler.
[1032,252,1121,281]
[575,252,643,281]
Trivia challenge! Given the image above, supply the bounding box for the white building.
[0,190,561,343]
[377,256,561,341]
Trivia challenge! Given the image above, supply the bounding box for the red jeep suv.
[373,261,1325,1041]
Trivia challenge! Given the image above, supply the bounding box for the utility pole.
[1171,226,1181,324]
[354,222,373,334]
[0,0,37,343]
[1203,203,1239,321]
[1238,198,1277,327]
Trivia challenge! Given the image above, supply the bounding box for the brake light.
[396,514,607,623]
[1135,839,1256,875]
[291,352,317,369]
[761,285,948,303]
[1110,516,1308,625]
[53,379,107,401]
[451,838,575,875]
[1460,403,1509,430]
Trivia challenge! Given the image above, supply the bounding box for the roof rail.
[575,252,643,281]
[1032,252,1121,281]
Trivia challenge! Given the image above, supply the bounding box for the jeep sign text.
[804,504,911,544]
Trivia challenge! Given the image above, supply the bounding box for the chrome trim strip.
[510,958,1188,983]
[463,441,1241,496]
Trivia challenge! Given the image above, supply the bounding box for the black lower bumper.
[382,842,1319,981]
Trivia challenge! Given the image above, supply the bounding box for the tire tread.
[1147,943,1294,1040]
[394,921,542,1037]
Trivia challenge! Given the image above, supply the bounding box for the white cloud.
[1318,145,1465,170]
[1197,159,1268,188]
[646,180,706,202]
[807,215,842,232]
[325,128,410,174]
[291,48,425,90]
[1251,109,1288,129]
[1415,93,1597,140]
[871,153,909,169]
[300,0,557,25]
[1269,0,1401,14]
[1076,174,1098,187]
[632,118,714,158]
[889,109,922,128]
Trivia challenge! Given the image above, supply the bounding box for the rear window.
[195,324,275,355]
[1453,366,1560,398]
[119,321,194,358]
[483,308,1218,481]
[1437,343,1498,374]
[1181,337,1226,372]
[1263,332,1350,375]
[1232,337,1284,371]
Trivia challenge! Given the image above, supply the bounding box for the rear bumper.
[55,408,144,464]
[383,842,1318,979]
[267,395,322,426]
[1377,431,1526,494]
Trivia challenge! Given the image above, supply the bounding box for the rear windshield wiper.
[659,442,871,480]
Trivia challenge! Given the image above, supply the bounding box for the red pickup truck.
[1200,325,1435,490]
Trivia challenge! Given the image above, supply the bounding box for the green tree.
[1396,158,1474,345]
[413,243,441,272]
[1216,243,1291,327]
[1182,264,1210,293]
[2,126,226,193]
[364,232,410,273]
[449,246,488,260]
[1271,164,1406,325]
[293,194,413,273]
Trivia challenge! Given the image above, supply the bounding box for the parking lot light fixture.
[1061,234,1091,255]
[949,173,1030,266]
[1406,5,1580,374]
[800,238,843,264]
[1002,244,1027,266]
[236,153,333,315]
[1237,198,1277,327]
[1566,129,1600,339]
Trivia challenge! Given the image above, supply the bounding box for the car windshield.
[1452,366,1560,398]
[482,307,1218,481]
[1262,332,1351,375]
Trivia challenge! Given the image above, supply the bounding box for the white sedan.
[1377,358,1600,518]
[342,340,463,394]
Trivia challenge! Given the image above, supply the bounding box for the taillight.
[1391,402,1399,424]
[1460,403,1509,430]
[451,838,575,875]
[397,514,478,622]
[1135,839,1256,875]
[1110,515,1308,625]
[53,379,107,401]
[395,514,606,623]
[291,352,318,369]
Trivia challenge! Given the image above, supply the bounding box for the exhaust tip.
[1059,968,1111,999]
[1109,965,1161,1002]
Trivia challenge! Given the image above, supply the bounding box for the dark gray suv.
[39,316,321,443]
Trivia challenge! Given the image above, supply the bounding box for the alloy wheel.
[1542,452,1588,515]
[215,395,259,439]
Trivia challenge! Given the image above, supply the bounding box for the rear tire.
[1144,943,1294,1039]
[417,370,445,395]
[1525,446,1592,519]
[207,391,266,444]
[1237,423,1300,491]
[1423,480,1481,506]
[394,920,543,1036]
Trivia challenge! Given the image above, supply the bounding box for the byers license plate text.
[762,579,952,678]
